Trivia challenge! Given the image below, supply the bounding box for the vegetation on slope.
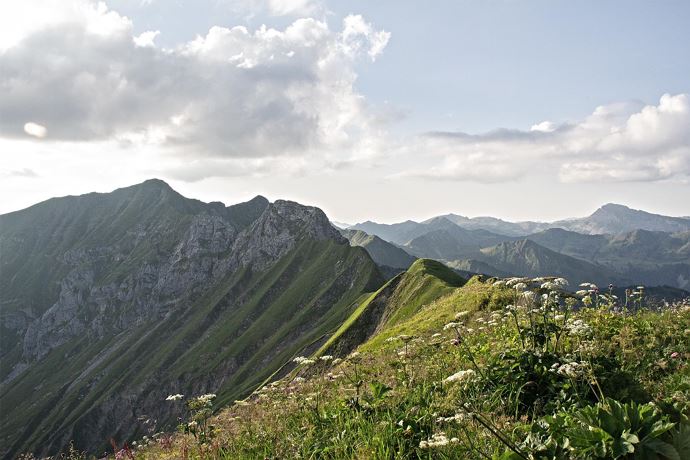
[316,259,465,358]
[117,271,689,459]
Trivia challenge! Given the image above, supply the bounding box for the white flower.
[541,281,559,291]
[198,393,216,403]
[556,361,586,378]
[514,282,528,291]
[431,333,442,338]
[165,394,184,401]
[455,311,470,320]
[419,432,450,448]
[522,291,537,303]
[492,280,506,287]
[319,355,333,361]
[293,356,316,365]
[566,319,592,337]
[443,322,461,331]
[576,290,590,297]
[444,369,478,384]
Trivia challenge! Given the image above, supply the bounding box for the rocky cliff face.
[0,180,382,458]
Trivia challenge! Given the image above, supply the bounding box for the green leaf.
[643,438,680,460]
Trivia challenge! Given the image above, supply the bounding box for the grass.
[127,275,690,460]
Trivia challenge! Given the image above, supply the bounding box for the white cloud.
[399,93,690,184]
[530,121,556,133]
[23,122,47,138]
[0,1,391,180]
[133,30,160,47]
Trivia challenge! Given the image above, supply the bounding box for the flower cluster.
[551,361,587,378]
[419,432,459,449]
[566,319,593,337]
[165,394,184,401]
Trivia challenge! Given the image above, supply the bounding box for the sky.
[1,0,689,224]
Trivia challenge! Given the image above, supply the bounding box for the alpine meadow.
[1,1,689,459]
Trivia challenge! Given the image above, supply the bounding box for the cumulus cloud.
[0,1,390,180]
[400,93,690,184]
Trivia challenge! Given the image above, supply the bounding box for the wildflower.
[670,352,679,359]
[437,410,472,423]
[165,394,184,401]
[332,358,342,365]
[492,280,506,287]
[554,314,565,321]
[514,282,528,291]
[319,355,333,361]
[541,281,559,291]
[198,393,216,403]
[576,290,590,297]
[293,356,316,365]
[419,432,450,448]
[556,362,586,378]
[385,337,398,343]
[443,321,460,331]
[444,369,477,384]
[431,333,442,338]
[455,311,470,320]
[566,319,592,336]
[522,291,537,303]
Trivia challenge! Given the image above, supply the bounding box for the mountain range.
[348,205,690,289]
[0,180,382,458]
[0,180,688,458]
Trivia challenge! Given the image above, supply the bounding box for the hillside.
[133,266,690,459]
[0,180,385,458]
[317,259,466,358]
[340,229,416,270]
[476,239,622,286]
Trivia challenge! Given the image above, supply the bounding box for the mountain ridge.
[0,179,385,458]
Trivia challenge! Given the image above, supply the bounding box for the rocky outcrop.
[0,180,382,459]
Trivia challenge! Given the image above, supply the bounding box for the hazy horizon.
[2,177,688,226]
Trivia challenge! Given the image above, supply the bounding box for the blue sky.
[1,0,689,223]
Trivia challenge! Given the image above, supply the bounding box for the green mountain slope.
[0,180,384,458]
[340,229,416,269]
[317,259,465,357]
[476,239,623,287]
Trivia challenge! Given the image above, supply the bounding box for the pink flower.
[670,352,679,359]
